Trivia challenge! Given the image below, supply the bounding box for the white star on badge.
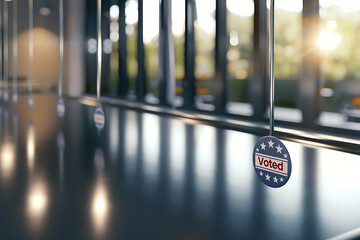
[284,154,287,158]
[276,145,283,153]
[280,177,284,182]
[273,176,278,183]
[260,171,263,176]
[260,142,266,150]
[256,148,259,152]
[265,174,270,181]
[268,140,274,148]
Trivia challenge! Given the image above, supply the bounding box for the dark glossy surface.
[0,94,360,240]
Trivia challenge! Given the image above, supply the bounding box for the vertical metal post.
[183,0,195,108]
[96,0,102,103]
[3,1,8,100]
[159,0,175,106]
[252,0,267,121]
[59,0,64,97]
[269,0,275,136]
[29,0,33,95]
[301,0,320,128]
[13,0,17,99]
[136,0,146,101]
[118,0,128,97]
[0,1,3,98]
[214,0,227,113]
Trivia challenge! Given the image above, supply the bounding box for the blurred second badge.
[253,136,291,188]
[57,98,66,118]
[94,105,105,131]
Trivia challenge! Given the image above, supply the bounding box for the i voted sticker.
[28,94,34,109]
[253,136,291,188]
[12,93,18,104]
[57,98,66,118]
[94,105,105,131]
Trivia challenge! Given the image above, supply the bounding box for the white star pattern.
[256,148,259,152]
[260,142,266,150]
[268,140,274,148]
[260,171,263,176]
[276,145,283,153]
[280,177,284,182]
[284,154,287,158]
[273,176,278,183]
[265,174,270,181]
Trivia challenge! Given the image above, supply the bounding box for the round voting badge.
[57,98,66,118]
[12,93,18,104]
[28,94,34,109]
[94,105,105,131]
[253,136,291,188]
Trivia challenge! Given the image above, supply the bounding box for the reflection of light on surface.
[318,30,341,50]
[320,0,360,13]
[225,131,254,231]
[143,0,159,44]
[109,109,119,156]
[0,141,15,180]
[92,183,109,234]
[125,0,138,25]
[172,0,185,37]
[110,5,119,20]
[195,0,216,34]
[194,125,215,213]
[194,125,215,218]
[125,111,138,159]
[318,149,360,233]
[27,181,48,229]
[227,0,254,17]
[170,120,185,188]
[27,123,35,170]
[327,20,337,31]
[143,114,160,184]
[94,148,105,174]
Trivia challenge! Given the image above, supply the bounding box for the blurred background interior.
[4,0,360,133]
[1,0,360,239]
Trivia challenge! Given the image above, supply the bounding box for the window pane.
[319,0,360,129]
[226,0,254,115]
[194,0,216,109]
[109,4,120,94]
[274,0,302,109]
[125,0,138,95]
[143,0,160,99]
[172,0,185,102]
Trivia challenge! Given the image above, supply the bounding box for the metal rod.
[13,0,17,97]
[29,0,33,94]
[4,1,8,100]
[269,0,275,136]
[0,2,3,98]
[58,0,64,97]
[96,0,102,103]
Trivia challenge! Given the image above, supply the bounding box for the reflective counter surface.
[0,94,360,240]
